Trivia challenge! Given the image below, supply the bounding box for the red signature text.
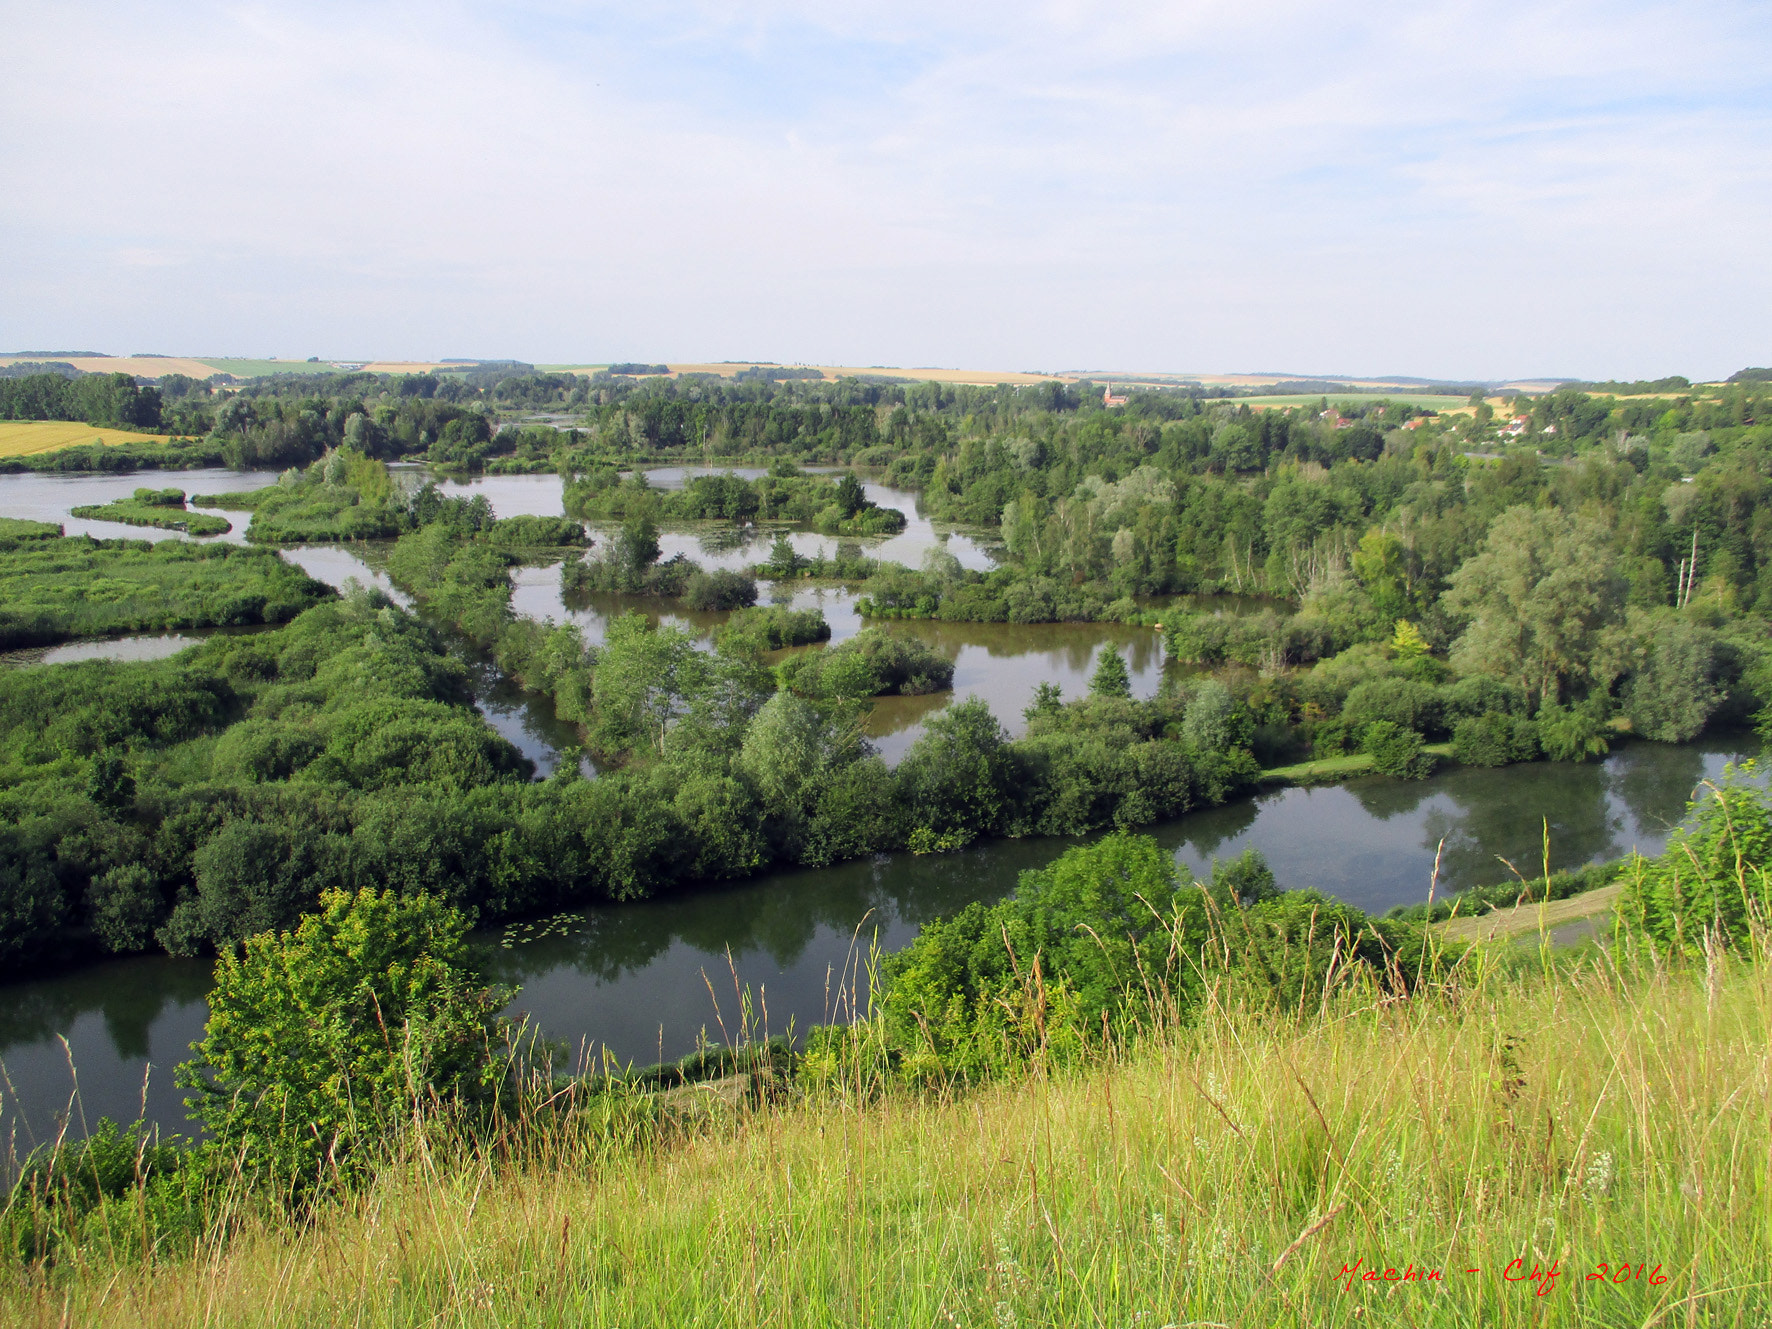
[1335,1258,1664,1297]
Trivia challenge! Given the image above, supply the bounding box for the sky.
[2,0,1768,380]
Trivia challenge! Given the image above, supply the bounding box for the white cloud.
[0,0,1767,376]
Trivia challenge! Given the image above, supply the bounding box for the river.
[0,464,1758,1154]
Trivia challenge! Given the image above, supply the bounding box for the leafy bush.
[1536,703,1610,762]
[714,605,830,654]
[877,835,1210,1080]
[1623,618,1724,742]
[1341,677,1445,739]
[1181,679,1238,750]
[1,1118,205,1265]
[177,888,512,1189]
[875,834,1434,1083]
[1360,721,1435,779]
[683,568,759,611]
[776,629,954,701]
[481,514,588,547]
[1451,712,1541,767]
[1621,765,1772,954]
[1441,674,1531,721]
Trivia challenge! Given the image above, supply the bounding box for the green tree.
[1623,617,1724,742]
[834,473,867,518]
[1182,679,1237,751]
[1089,647,1132,698]
[1353,530,1410,619]
[877,834,1210,1080]
[1360,721,1434,779]
[0,827,64,964]
[178,888,510,1189]
[896,697,1018,842]
[765,532,803,578]
[1210,847,1278,905]
[1443,506,1626,707]
[1023,681,1064,723]
[592,613,712,756]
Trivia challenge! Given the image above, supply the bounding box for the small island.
[70,487,231,536]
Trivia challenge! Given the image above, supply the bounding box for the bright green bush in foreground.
[178,888,512,1190]
[1622,762,1772,953]
[864,834,1437,1083]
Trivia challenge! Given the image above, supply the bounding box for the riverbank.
[9,934,1766,1327]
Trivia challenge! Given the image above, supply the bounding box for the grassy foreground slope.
[14,948,1768,1327]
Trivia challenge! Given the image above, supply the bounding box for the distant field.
[0,421,170,457]
[357,361,470,375]
[1226,392,1473,411]
[200,358,342,378]
[539,362,1066,386]
[201,359,467,378]
[0,355,221,378]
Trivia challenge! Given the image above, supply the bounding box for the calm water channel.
[0,466,1759,1153]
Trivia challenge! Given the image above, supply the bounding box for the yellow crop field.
[0,421,169,457]
[356,361,467,374]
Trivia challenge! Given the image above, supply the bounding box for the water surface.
[0,735,1753,1152]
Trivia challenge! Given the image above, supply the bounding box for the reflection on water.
[410,468,566,519]
[278,544,411,607]
[0,957,214,1157]
[1160,735,1759,914]
[2,634,204,667]
[864,617,1169,761]
[0,468,283,544]
[2,733,1756,1148]
[463,659,595,780]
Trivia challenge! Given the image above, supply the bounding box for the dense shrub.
[1360,721,1435,779]
[872,834,1434,1083]
[1621,766,1772,954]
[177,888,511,1189]
[1451,712,1541,766]
[776,629,954,701]
[683,568,759,611]
[1,1118,205,1265]
[1342,678,1446,739]
[714,605,831,653]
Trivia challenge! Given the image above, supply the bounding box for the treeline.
[0,372,164,430]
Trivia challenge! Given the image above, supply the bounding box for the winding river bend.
[0,466,1758,1151]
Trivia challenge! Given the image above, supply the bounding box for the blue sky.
[2,0,1768,379]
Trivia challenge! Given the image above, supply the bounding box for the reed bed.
[5,938,1769,1327]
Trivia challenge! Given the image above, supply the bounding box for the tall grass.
[5,929,1768,1327]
